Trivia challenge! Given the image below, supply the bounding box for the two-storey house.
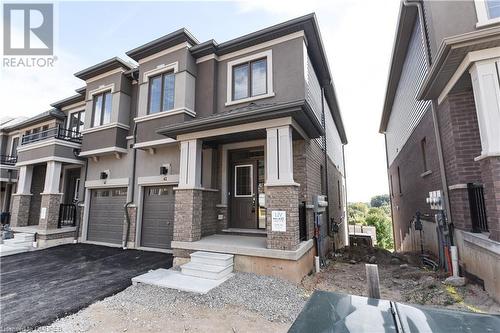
[380,0,500,301]
[8,14,348,282]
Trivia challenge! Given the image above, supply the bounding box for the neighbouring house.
[380,0,500,301]
[5,14,348,282]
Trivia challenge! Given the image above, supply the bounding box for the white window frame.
[225,50,274,106]
[234,164,254,197]
[475,0,500,27]
[73,178,80,201]
[67,109,85,132]
[9,135,20,156]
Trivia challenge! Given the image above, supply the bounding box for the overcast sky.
[1,0,401,203]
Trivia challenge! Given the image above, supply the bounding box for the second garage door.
[141,185,175,249]
[87,188,127,244]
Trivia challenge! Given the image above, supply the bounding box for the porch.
[172,234,315,283]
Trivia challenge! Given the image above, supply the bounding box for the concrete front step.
[190,251,234,267]
[3,239,33,247]
[13,233,35,242]
[181,261,233,280]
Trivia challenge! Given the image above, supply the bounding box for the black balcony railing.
[467,183,489,233]
[58,203,77,228]
[21,125,82,145]
[0,155,17,165]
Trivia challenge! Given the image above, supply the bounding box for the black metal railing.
[467,183,488,233]
[299,201,307,241]
[21,125,82,145]
[58,204,77,228]
[0,155,17,165]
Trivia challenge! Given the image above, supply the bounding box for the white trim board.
[79,146,128,157]
[84,178,129,189]
[85,68,126,84]
[17,138,82,152]
[80,122,129,134]
[133,107,195,123]
[138,42,191,64]
[134,138,177,149]
[142,62,179,83]
[196,31,306,64]
[87,83,115,100]
[16,156,84,167]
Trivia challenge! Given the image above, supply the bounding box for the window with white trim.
[92,91,112,127]
[475,0,500,25]
[148,71,175,114]
[226,50,274,105]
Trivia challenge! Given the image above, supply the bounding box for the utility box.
[313,195,328,214]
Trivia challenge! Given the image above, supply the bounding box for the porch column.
[10,165,33,227]
[470,60,500,241]
[265,125,300,250]
[39,161,63,230]
[173,139,203,248]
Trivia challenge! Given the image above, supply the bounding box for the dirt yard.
[29,246,500,333]
[302,246,500,315]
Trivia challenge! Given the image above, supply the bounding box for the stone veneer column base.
[10,194,32,227]
[38,193,63,230]
[265,185,300,251]
[479,156,500,241]
[173,188,203,242]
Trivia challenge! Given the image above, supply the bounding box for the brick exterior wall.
[28,164,46,226]
[293,139,347,253]
[38,193,63,230]
[173,188,202,242]
[10,194,31,227]
[480,156,500,241]
[201,190,218,237]
[389,108,442,250]
[438,90,483,231]
[265,185,300,250]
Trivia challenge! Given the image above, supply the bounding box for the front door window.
[234,165,253,197]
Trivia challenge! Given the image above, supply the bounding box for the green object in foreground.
[289,290,500,333]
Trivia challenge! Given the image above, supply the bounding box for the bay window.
[92,91,112,127]
[148,71,175,114]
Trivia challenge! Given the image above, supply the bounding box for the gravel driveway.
[28,272,309,333]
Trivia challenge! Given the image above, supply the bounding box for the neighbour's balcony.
[0,155,17,166]
[21,125,82,146]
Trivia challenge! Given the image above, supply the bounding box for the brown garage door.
[141,185,175,249]
[87,188,127,244]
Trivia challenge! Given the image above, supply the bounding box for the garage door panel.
[87,188,127,245]
[141,186,174,249]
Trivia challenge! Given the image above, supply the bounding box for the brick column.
[10,194,32,227]
[173,188,203,242]
[480,156,500,241]
[38,161,63,230]
[10,165,33,227]
[39,193,63,229]
[265,185,300,250]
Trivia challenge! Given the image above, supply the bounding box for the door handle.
[251,196,256,212]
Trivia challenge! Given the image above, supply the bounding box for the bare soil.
[302,246,500,315]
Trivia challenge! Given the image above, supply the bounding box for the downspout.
[74,158,88,242]
[341,144,348,246]
[405,0,454,246]
[123,72,139,249]
[321,87,332,251]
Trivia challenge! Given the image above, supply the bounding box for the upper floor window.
[232,58,267,100]
[10,137,19,157]
[69,110,85,133]
[148,71,175,114]
[487,0,500,18]
[475,0,500,25]
[226,50,274,106]
[92,91,112,127]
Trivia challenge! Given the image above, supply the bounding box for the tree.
[347,202,369,226]
[370,194,390,208]
[365,207,393,249]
